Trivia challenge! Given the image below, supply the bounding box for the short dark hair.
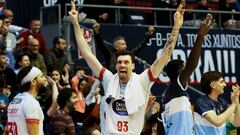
[48,67,65,85]
[52,36,64,48]
[113,36,125,45]
[116,49,135,64]
[15,53,30,69]
[166,59,184,80]
[48,66,62,76]
[17,66,33,92]
[57,88,73,109]
[201,71,223,95]
[30,18,40,25]
[74,65,84,74]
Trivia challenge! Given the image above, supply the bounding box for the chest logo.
[112,100,128,116]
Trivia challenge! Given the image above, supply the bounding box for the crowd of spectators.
[55,0,240,28]
[0,8,102,134]
[0,0,240,134]
[0,6,160,134]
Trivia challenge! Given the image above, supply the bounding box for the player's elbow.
[211,120,225,127]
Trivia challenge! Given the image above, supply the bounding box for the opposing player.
[7,66,46,135]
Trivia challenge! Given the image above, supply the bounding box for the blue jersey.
[161,76,194,135]
[194,95,228,135]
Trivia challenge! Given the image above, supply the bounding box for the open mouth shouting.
[119,70,127,79]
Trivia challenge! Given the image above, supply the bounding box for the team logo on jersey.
[112,100,128,116]
[10,98,22,104]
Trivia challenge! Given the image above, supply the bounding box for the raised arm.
[179,14,215,86]
[46,76,59,117]
[92,23,112,56]
[132,26,155,54]
[69,1,103,76]
[92,23,112,66]
[150,4,184,78]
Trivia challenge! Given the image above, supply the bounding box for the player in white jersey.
[68,1,184,134]
[7,66,46,135]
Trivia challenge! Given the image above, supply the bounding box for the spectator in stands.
[39,67,69,135]
[219,0,240,28]
[81,80,101,134]
[0,15,7,50]
[141,114,160,135]
[46,36,71,73]
[49,67,70,90]
[56,0,97,23]
[14,53,30,74]
[3,8,27,35]
[82,0,115,23]
[0,50,17,99]
[17,18,48,55]
[28,37,47,75]
[0,76,11,97]
[0,77,10,134]
[70,76,96,135]
[161,14,214,135]
[71,65,96,114]
[195,0,210,20]
[85,80,107,134]
[51,88,78,135]
[183,0,212,27]
[71,65,96,96]
[141,95,162,135]
[194,71,240,135]
[0,16,16,69]
[92,22,155,72]
[39,75,59,135]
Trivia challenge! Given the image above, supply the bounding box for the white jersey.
[100,68,154,135]
[7,92,44,135]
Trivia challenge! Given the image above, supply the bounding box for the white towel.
[106,73,146,114]
[85,80,100,105]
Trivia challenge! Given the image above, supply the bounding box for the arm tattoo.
[163,29,179,56]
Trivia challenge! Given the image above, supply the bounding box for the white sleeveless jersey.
[100,69,154,135]
[7,92,44,135]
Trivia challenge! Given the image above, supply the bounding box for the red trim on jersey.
[155,78,164,84]
[26,119,40,125]
[148,68,157,81]
[98,67,106,81]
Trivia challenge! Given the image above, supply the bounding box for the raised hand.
[68,0,79,25]
[173,3,185,29]
[198,14,215,35]
[148,95,156,106]
[45,76,56,86]
[92,22,100,34]
[232,84,240,103]
[146,26,155,36]
[62,66,70,84]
